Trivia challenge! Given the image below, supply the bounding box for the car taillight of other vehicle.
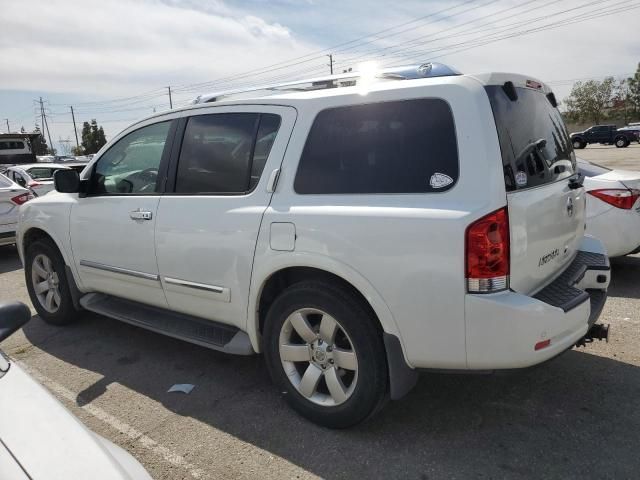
[588,189,640,210]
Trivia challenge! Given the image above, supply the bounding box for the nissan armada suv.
[17,63,610,428]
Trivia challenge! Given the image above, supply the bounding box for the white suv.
[17,63,611,428]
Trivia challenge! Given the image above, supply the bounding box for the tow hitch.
[575,323,610,347]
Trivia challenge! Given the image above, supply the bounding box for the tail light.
[588,189,640,210]
[11,192,33,205]
[466,207,510,293]
[27,181,42,188]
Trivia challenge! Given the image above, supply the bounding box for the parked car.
[570,124,636,149]
[0,173,32,247]
[578,158,640,257]
[0,302,152,479]
[617,125,640,144]
[17,63,611,428]
[5,164,71,197]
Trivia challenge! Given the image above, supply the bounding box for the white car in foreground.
[5,164,71,197]
[0,302,152,480]
[578,158,640,257]
[0,174,32,247]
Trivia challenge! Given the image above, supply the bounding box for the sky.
[1,0,638,153]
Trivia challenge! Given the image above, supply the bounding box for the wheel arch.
[21,227,70,265]
[247,255,403,355]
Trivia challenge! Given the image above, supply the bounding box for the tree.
[628,62,640,118]
[564,77,616,124]
[81,119,108,154]
[71,145,84,156]
[30,126,50,155]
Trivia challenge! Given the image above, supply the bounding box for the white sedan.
[0,173,32,247]
[0,302,152,479]
[578,158,640,257]
[4,164,71,197]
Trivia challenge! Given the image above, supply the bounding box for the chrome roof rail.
[192,62,461,104]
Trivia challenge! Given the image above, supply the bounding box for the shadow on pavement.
[609,254,640,299]
[20,312,640,479]
[0,245,23,274]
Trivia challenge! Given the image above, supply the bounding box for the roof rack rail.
[192,62,461,104]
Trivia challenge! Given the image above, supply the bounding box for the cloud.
[0,0,317,96]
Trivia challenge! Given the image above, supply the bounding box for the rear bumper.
[586,206,640,257]
[465,236,610,369]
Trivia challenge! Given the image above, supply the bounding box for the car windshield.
[26,167,62,180]
[577,158,611,177]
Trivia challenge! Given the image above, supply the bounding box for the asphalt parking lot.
[2,144,640,480]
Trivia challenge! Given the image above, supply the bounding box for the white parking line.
[19,361,206,479]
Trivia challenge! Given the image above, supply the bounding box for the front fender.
[17,194,80,286]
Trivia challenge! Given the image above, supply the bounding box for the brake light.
[466,207,510,293]
[588,189,640,210]
[27,181,42,188]
[11,192,33,205]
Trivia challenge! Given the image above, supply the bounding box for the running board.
[79,293,254,355]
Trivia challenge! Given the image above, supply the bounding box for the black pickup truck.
[570,124,638,149]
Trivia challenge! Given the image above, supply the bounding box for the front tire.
[25,238,79,325]
[572,139,586,149]
[264,281,388,428]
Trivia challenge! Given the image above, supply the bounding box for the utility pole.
[327,54,334,75]
[167,86,173,109]
[4,119,9,133]
[70,106,80,149]
[39,97,54,154]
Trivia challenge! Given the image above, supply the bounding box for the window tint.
[250,114,281,190]
[91,121,171,194]
[0,141,25,150]
[485,86,575,192]
[175,113,280,194]
[294,99,458,194]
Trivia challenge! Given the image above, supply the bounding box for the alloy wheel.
[31,253,61,313]
[279,308,358,406]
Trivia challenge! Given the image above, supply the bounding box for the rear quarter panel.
[252,78,507,369]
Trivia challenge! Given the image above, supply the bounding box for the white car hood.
[0,359,151,480]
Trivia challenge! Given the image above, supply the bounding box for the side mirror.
[0,302,31,342]
[54,169,81,193]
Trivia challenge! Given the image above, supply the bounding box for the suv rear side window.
[175,113,280,194]
[485,85,575,191]
[294,99,458,194]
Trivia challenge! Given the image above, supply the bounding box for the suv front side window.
[89,121,172,195]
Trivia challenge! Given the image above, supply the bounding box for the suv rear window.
[294,99,458,194]
[485,85,575,192]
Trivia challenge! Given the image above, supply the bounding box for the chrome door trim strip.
[79,260,159,281]
[163,277,225,294]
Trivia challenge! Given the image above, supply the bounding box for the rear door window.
[485,85,575,191]
[294,99,459,194]
[174,113,280,194]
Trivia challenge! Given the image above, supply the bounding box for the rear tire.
[264,281,388,428]
[25,238,79,325]
[615,137,629,148]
